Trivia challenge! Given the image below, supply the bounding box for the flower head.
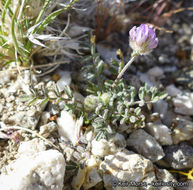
[129,24,158,55]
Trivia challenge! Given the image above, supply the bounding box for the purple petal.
[129,26,137,40]
[148,37,158,50]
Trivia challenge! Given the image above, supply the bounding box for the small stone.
[154,168,176,190]
[173,92,193,115]
[153,100,168,120]
[164,142,193,169]
[166,85,182,97]
[39,122,57,138]
[146,120,173,145]
[147,66,164,78]
[127,129,165,162]
[91,139,111,157]
[172,117,193,144]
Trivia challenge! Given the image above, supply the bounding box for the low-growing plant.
[22,31,167,141]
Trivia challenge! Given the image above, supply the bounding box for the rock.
[39,122,57,138]
[0,70,15,84]
[153,100,168,120]
[18,138,46,155]
[100,149,156,190]
[154,168,176,190]
[164,142,193,169]
[91,139,112,157]
[127,129,165,162]
[173,92,193,115]
[147,66,164,78]
[56,71,71,92]
[83,156,102,190]
[172,117,193,144]
[91,133,126,157]
[96,44,118,63]
[71,156,102,190]
[0,140,65,190]
[166,85,182,97]
[138,72,156,87]
[39,111,51,125]
[71,167,87,190]
[146,120,173,145]
[57,110,83,146]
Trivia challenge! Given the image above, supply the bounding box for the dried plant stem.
[0,61,69,73]
[113,55,137,86]
[0,126,60,151]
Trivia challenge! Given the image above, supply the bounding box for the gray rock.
[172,117,193,144]
[173,92,193,115]
[147,66,164,78]
[155,168,176,190]
[153,100,168,120]
[164,142,193,169]
[127,129,165,162]
[166,85,182,97]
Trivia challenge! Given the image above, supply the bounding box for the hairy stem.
[113,55,137,86]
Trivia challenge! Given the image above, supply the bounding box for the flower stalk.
[113,24,158,86]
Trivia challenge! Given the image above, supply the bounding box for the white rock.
[83,156,102,190]
[57,110,83,146]
[166,84,182,97]
[127,129,165,162]
[173,92,193,115]
[147,66,164,78]
[18,138,46,155]
[172,117,193,144]
[91,139,111,157]
[0,70,14,84]
[100,149,156,190]
[0,145,65,190]
[56,71,71,92]
[146,120,173,145]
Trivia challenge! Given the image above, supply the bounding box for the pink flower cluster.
[129,24,158,55]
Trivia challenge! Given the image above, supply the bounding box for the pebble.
[127,129,165,162]
[153,100,168,120]
[173,92,193,115]
[164,142,193,169]
[147,66,164,78]
[172,117,193,144]
[166,85,182,97]
[146,120,173,145]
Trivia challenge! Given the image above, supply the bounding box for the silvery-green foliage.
[81,36,167,140]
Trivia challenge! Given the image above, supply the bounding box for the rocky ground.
[0,0,193,190]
